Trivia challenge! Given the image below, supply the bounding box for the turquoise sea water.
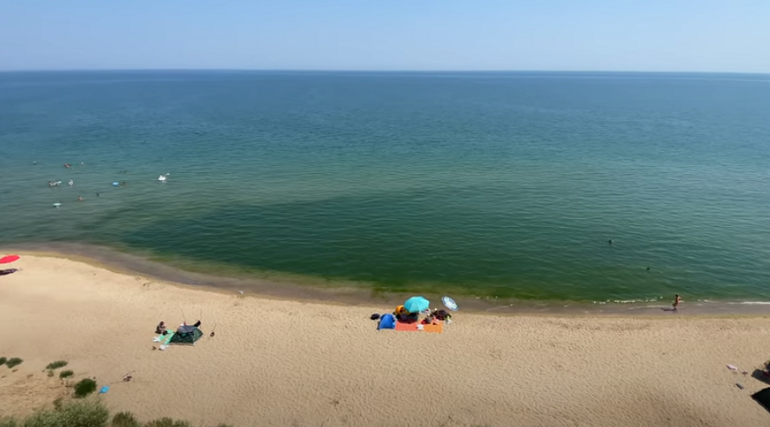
[1,71,769,303]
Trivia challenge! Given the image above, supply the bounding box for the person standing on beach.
[673,294,681,312]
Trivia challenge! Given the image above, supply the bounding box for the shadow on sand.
[752,369,770,386]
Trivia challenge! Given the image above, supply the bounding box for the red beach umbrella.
[0,255,20,264]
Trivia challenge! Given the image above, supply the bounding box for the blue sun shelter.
[378,313,396,330]
[404,296,430,313]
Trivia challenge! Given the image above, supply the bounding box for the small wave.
[732,301,770,305]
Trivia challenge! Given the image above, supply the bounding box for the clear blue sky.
[1,0,768,72]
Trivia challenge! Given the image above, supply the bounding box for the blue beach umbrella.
[404,296,430,313]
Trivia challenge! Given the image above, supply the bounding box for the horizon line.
[1,68,769,76]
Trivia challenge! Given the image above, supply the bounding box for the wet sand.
[2,255,770,427]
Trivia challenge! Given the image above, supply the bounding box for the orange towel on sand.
[395,321,443,333]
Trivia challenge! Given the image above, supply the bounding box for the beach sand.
[1,255,770,427]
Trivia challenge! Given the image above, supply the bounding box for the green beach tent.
[169,325,203,345]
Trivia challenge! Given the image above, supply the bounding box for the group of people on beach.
[394,306,452,324]
[155,320,215,337]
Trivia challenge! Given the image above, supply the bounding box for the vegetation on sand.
[46,360,68,370]
[22,400,109,427]
[73,378,97,398]
[111,412,142,427]
[0,400,236,427]
[0,357,6,366]
[144,418,192,427]
[5,358,23,369]
[59,370,74,379]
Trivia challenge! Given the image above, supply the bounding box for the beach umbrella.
[404,296,430,313]
[442,296,458,311]
[0,255,20,264]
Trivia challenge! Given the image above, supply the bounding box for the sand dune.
[1,255,770,427]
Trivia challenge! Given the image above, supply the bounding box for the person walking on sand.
[673,294,681,312]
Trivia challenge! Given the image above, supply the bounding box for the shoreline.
[3,244,770,317]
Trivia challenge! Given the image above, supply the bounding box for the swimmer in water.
[68,179,74,186]
[608,239,613,245]
[78,196,83,202]
[96,193,100,197]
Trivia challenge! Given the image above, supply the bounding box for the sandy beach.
[2,255,770,427]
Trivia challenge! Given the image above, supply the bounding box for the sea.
[1,71,769,307]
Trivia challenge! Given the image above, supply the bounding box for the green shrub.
[46,361,68,370]
[23,400,108,427]
[0,357,7,366]
[0,401,227,427]
[111,412,141,427]
[59,370,74,379]
[143,418,191,427]
[5,358,23,369]
[73,378,97,398]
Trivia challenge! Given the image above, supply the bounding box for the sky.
[1,0,768,73]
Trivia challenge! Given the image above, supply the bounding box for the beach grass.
[0,357,6,366]
[73,378,97,398]
[46,360,68,370]
[24,400,109,427]
[143,418,191,427]
[5,358,23,369]
[0,401,235,427]
[111,412,141,427]
[59,369,74,379]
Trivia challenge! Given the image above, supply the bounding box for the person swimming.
[68,179,74,186]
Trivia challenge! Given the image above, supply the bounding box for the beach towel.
[395,320,443,334]
[153,331,175,350]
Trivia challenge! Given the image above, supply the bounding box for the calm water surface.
[1,71,769,303]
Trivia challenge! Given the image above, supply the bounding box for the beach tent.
[378,314,396,330]
[753,388,770,415]
[170,325,203,345]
